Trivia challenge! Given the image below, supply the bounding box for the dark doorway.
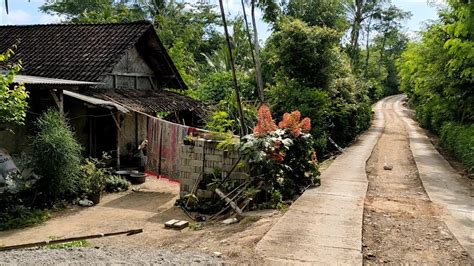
[88,108,117,159]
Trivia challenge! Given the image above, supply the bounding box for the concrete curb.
[256,97,389,265]
[394,95,474,259]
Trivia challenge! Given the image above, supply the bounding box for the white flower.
[277,177,284,185]
[282,138,293,147]
[275,129,285,136]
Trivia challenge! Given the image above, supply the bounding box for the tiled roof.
[82,88,207,116]
[0,21,186,89]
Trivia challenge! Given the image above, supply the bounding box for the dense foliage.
[0,48,28,126]
[263,18,372,153]
[32,110,83,205]
[240,105,319,206]
[398,1,473,175]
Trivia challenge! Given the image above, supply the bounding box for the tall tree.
[218,0,247,136]
[373,5,410,73]
[283,0,348,32]
[345,0,383,70]
[251,0,265,102]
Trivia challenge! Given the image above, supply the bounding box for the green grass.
[47,239,90,249]
[0,207,49,231]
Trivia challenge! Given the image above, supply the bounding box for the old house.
[0,21,205,168]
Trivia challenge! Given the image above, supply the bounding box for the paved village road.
[256,95,386,264]
[362,95,471,264]
[256,95,473,265]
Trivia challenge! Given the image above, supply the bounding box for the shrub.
[191,71,255,103]
[0,47,29,126]
[0,205,48,231]
[0,171,39,210]
[78,158,107,197]
[240,105,319,205]
[32,109,83,205]
[105,175,130,192]
[440,122,474,177]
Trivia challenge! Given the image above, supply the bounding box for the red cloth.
[146,117,189,178]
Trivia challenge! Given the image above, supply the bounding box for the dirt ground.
[0,177,281,263]
[362,97,471,264]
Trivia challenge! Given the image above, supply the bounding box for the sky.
[0,0,443,42]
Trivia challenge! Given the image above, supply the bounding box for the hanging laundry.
[146,117,190,178]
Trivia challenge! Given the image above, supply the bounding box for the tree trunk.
[364,16,372,77]
[218,0,247,136]
[241,0,260,101]
[251,0,265,103]
[349,0,364,69]
[378,30,387,74]
[241,0,256,67]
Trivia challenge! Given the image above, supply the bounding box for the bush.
[0,172,38,207]
[191,71,255,103]
[240,105,319,205]
[78,158,107,197]
[32,110,83,205]
[440,122,474,176]
[0,205,48,231]
[105,175,130,192]
[205,92,258,136]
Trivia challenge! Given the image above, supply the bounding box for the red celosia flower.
[278,110,311,137]
[270,152,285,162]
[253,104,277,137]
[300,117,311,132]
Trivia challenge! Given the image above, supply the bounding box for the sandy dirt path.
[0,177,280,264]
[362,95,472,264]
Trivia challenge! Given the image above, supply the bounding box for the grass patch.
[0,207,49,231]
[47,239,90,249]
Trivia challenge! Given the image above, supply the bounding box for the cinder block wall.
[178,138,247,198]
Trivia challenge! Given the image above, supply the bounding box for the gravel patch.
[0,247,224,265]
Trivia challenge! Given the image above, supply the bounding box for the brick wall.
[178,138,247,198]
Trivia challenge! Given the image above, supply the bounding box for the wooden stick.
[0,229,143,251]
[215,188,243,215]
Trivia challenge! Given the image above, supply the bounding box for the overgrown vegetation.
[0,47,28,126]
[240,105,319,207]
[0,206,48,231]
[105,175,131,193]
[398,0,473,176]
[32,110,83,206]
[1,110,130,230]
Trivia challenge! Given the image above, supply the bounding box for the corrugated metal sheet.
[14,75,101,86]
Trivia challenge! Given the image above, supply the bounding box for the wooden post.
[49,89,64,113]
[111,112,122,169]
[135,112,139,148]
[113,74,118,89]
[158,126,163,175]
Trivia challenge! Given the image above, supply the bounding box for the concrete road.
[256,95,473,264]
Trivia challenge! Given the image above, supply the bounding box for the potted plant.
[80,158,106,205]
[183,135,195,146]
